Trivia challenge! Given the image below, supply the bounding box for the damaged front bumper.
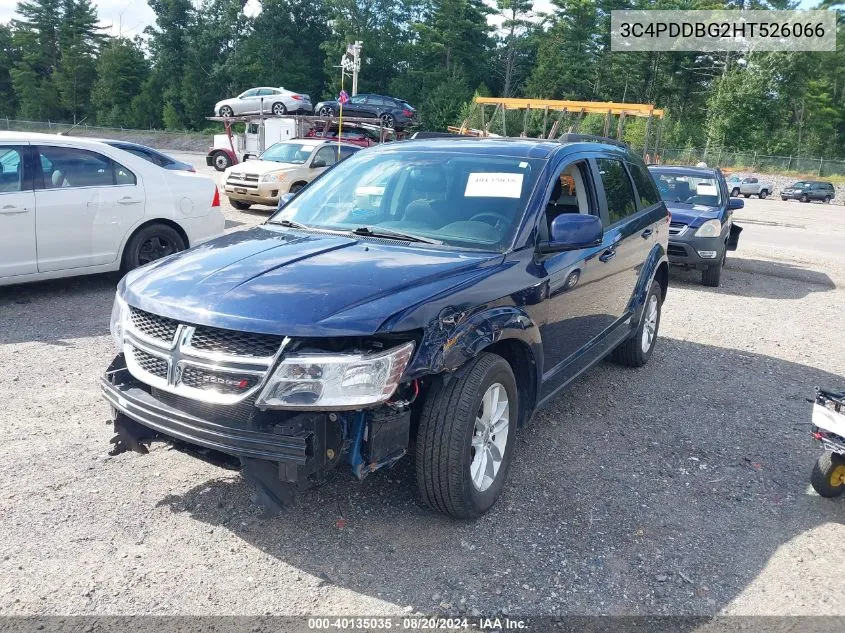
[101,354,411,508]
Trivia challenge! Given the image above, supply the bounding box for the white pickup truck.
[731,177,774,199]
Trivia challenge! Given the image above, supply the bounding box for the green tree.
[494,0,534,96]
[10,0,62,120]
[0,24,20,117]
[55,0,102,122]
[91,37,150,126]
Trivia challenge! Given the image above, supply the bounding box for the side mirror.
[728,198,744,210]
[277,192,296,210]
[538,214,603,254]
[311,159,327,168]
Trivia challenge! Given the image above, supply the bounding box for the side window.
[258,89,275,96]
[0,146,26,193]
[596,158,638,226]
[123,146,155,165]
[349,95,367,105]
[247,123,260,134]
[542,161,595,238]
[312,146,338,167]
[338,146,358,161]
[241,89,258,98]
[626,162,661,208]
[37,146,134,188]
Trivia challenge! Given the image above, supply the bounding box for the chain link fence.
[655,147,845,179]
[0,118,210,153]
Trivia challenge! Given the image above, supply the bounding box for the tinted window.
[349,95,367,105]
[627,162,661,207]
[313,146,339,167]
[0,147,25,193]
[38,146,135,188]
[338,146,359,160]
[241,89,259,98]
[596,158,638,225]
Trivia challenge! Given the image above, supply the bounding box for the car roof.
[648,165,719,177]
[0,131,130,150]
[280,138,358,149]
[374,136,631,160]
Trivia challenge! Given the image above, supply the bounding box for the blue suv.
[103,136,669,518]
[648,166,743,287]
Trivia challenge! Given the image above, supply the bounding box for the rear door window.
[37,146,135,188]
[596,158,639,226]
[0,146,26,192]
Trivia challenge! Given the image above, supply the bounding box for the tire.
[824,196,832,204]
[219,106,234,117]
[801,194,809,203]
[123,223,186,271]
[415,353,518,519]
[212,151,232,171]
[810,452,845,498]
[759,189,768,199]
[731,188,740,197]
[610,280,662,368]
[743,194,750,198]
[701,260,723,287]
[380,113,395,128]
[289,182,305,194]
[230,199,251,210]
[318,106,333,116]
[272,102,287,115]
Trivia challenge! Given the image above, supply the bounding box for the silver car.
[214,87,313,117]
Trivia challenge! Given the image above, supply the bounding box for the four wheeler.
[809,387,845,498]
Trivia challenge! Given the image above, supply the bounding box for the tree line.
[0,0,844,158]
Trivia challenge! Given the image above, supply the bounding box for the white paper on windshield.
[465,173,524,198]
[696,183,717,196]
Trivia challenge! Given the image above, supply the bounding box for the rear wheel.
[824,195,832,204]
[212,151,232,171]
[811,453,845,498]
[380,113,395,128]
[230,199,251,210]
[759,189,768,199]
[272,102,287,115]
[123,223,186,271]
[611,280,662,367]
[801,193,810,203]
[415,353,517,519]
[731,188,740,197]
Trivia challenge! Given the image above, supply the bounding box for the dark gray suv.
[781,181,835,203]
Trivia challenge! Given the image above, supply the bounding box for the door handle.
[599,249,616,262]
[641,228,653,239]
[117,197,142,205]
[0,205,28,215]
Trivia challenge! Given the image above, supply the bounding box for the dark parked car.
[102,136,669,519]
[314,94,416,129]
[102,140,195,172]
[304,125,379,147]
[649,166,743,287]
[781,180,835,203]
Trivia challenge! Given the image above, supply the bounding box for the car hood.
[121,226,500,337]
[225,159,304,176]
[665,201,721,227]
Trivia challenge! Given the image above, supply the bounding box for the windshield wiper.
[350,226,441,244]
[269,218,310,229]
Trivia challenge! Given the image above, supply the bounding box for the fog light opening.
[697,250,718,259]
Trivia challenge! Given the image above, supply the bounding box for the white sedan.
[214,87,313,117]
[0,132,225,287]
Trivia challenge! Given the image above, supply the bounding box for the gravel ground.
[1,152,844,618]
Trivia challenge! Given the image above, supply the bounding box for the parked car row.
[726,175,837,203]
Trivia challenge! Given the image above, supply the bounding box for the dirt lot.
[1,153,844,617]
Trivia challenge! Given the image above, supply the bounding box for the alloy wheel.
[470,382,510,492]
[641,294,659,354]
[138,235,176,265]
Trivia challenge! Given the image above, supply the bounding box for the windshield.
[792,181,810,188]
[651,171,723,207]
[267,149,544,251]
[260,143,314,164]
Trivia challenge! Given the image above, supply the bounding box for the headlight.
[110,293,128,350]
[256,341,415,409]
[261,171,288,183]
[694,219,722,238]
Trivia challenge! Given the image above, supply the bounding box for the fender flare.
[628,244,669,325]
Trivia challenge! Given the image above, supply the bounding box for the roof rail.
[558,134,628,148]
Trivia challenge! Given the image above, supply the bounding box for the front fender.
[404,305,543,381]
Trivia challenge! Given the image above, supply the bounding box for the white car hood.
[226,160,304,176]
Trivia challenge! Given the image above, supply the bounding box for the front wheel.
[731,188,740,197]
[123,223,186,271]
[801,194,810,203]
[219,105,234,117]
[230,199,251,210]
[811,453,845,498]
[416,353,517,519]
[759,189,768,199]
[610,280,662,368]
[318,106,333,116]
[824,195,832,204]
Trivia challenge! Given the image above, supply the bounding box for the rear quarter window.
[596,158,638,225]
[627,161,661,208]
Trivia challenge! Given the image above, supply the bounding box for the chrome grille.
[122,308,287,405]
[131,347,168,379]
[130,307,179,344]
[189,327,284,358]
[669,222,689,237]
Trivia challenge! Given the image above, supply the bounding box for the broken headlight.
[110,293,128,350]
[256,341,415,409]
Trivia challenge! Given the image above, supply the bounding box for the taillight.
[402,109,413,117]
[291,95,303,100]
[212,187,220,207]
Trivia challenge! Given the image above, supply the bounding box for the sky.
[0,0,823,39]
